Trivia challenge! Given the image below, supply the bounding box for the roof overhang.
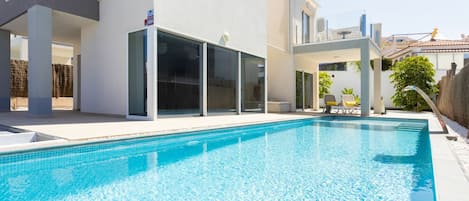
[293,38,382,63]
[0,0,99,27]
[1,9,96,45]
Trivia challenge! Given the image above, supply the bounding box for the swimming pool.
[0,117,435,201]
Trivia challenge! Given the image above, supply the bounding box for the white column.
[236,52,242,115]
[28,5,52,116]
[360,44,371,116]
[200,43,208,116]
[264,57,268,114]
[148,26,158,120]
[72,44,81,111]
[373,58,383,114]
[312,71,319,111]
[0,29,10,112]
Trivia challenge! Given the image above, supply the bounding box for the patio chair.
[323,94,340,114]
[341,94,357,114]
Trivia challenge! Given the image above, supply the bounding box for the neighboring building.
[381,36,418,57]
[0,0,383,118]
[386,40,469,81]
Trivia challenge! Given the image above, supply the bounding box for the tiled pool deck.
[0,110,467,200]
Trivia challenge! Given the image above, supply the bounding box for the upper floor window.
[302,11,310,44]
[319,62,347,71]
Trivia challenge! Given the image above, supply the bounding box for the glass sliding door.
[296,71,314,110]
[128,30,147,116]
[157,31,202,115]
[207,45,237,113]
[296,71,303,110]
[241,53,265,112]
[304,73,313,108]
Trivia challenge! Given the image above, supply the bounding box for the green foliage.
[341,88,360,104]
[352,57,393,71]
[382,58,393,71]
[319,72,332,98]
[390,56,438,111]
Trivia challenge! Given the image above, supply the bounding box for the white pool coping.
[382,110,469,201]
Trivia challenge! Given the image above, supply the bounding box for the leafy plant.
[319,72,332,98]
[352,57,393,72]
[341,88,360,104]
[390,56,438,111]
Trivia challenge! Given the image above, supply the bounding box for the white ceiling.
[296,48,364,63]
[1,10,96,45]
[293,38,382,64]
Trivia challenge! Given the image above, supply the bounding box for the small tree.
[390,56,438,111]
[319,72,332,98]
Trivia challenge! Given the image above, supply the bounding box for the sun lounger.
[323,94,340,114]
[341,94,358,114]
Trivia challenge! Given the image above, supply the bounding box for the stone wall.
[437,65,469,128]
[10,60,73,97]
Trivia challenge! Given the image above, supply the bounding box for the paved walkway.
[0,111,309,141]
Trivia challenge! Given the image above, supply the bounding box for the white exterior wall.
[267,0,317,111]
[80,0,267,115]
[81,0,154,115]
[323,66,376,107]
[419,52,465,81]
[156,0,266,58]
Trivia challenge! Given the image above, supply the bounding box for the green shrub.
[341,88,360,104]
[390,56,438,111]
[319,72,332,98]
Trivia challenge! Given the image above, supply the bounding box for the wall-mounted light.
[221,32,230,45]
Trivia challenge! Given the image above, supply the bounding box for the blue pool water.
[0,117,435,201]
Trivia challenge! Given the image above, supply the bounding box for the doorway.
[128,30,148,117]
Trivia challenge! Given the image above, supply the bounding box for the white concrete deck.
[382,110,469,201]
[0,110,467,200]
[0,111,310,141]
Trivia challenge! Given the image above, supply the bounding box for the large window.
[128,30,147,116]
[241,53,265,112]
[296,71,314,110]
[296,71,303,109]
[319,62,347,71]
[207,45,237,113]
[302,11,310,44]
[157,31,202,115]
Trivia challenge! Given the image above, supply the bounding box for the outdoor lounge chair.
[341,94,358,114]
[323,94,340,114]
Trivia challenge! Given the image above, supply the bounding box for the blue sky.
[317,0,468,39]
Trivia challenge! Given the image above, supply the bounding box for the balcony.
[314,12,378,43]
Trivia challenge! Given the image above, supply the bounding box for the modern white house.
[267,0,384,115]
[0,0,267,120]
[0,0,383,119]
